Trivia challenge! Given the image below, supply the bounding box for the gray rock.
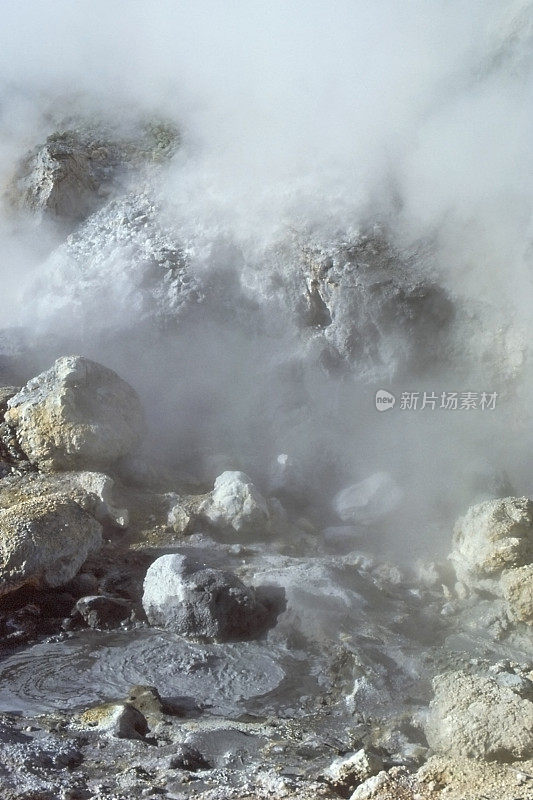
[277,231,454,381]
[5,356,143,471]
[75,595,132,629]
[142,554,270,641]
[7,120,179,228]
[169,744,211,772]
[0,495,102,597]
[424,670,533,760]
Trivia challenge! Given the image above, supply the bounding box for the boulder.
[5,356,143,471]
[333,472,403,525]
[451,497,533,593]
[142,554,270,641]
[199,471,270,535]
[424,671,533,760]
[0,495,102,596]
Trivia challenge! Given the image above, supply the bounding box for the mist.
[1,0,532,559]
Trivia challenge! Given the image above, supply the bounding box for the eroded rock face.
[199,471,271,536]
[450,497,533,623]
[424,671,533,761]
[501,565,533,624]
[0,495,102,596]
[8,120,179,228]
[142,554,270,641]
[451,498,533,591]
[5,356,143,471]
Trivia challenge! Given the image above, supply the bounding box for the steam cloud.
[0,0,532,557]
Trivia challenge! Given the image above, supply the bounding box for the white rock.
[424,670,533,760]
[450,497,533,593]
[0,495,102,596]
[333,472,403,525]
[325,748,383,793]
[349,771,389,800]
[5,355,143,471]
[200,471,270,535]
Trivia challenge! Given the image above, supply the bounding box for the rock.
[77,702,148,740]
[75,595,132,629]
[9,131,109,225]
[0,471,128,530]
[169,743,211,772]
[125,685,164,724]
[7,121,179,228]
[450,497,533,624]
[70,471,128,528]
[501,565,533,624]
[5,356,143,471]
[286,231,454,381]
[142,554,270,641]
[451,497,533,591]
[333,472,403,525]
[199,471,270,536]
[167,499,193,535]
[349,771,389,800]
[0,495,102,596]
[29,192,198,332]
[325,748,383,795]
[424,670,533,760]
[0,387,20,414]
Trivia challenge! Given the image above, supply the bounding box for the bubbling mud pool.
[0,629,317,718]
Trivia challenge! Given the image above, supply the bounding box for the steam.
[1,1,532,556]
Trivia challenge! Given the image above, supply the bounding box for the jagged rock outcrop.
[4,356,143,471]
[7,119,179,227]
[142,553,270,641]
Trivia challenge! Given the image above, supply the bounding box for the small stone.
[325,748,383,794]
[77,702,148,740]
[169,743,211,772]
[75,595,132,629]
